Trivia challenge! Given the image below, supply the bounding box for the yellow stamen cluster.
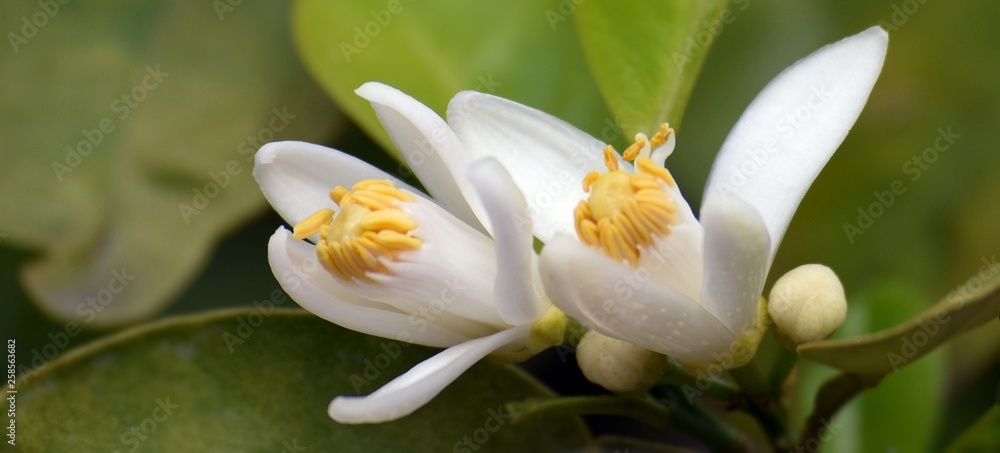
[574,129,678,267]
[292,179,421,283]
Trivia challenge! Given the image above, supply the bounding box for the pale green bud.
[768,264,847,347]
[576,331,667,393]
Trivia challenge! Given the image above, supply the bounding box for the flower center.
[574,124,678,267]
[292,179,421,283]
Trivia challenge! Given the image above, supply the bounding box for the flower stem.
[730,361,792,450]
[658,359,742,403]
[506,395,750,452]
[768,346,800,393]
[799,372,882,447]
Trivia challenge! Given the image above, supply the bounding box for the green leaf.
[794,284,946,453]
[294,0,614,158]
[18,309,591,451]
[573,0,729,136]
[0,1,340,327]
[947,405,1000,453]
[797,267,1000,376]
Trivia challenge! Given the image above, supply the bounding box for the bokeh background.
[2,0,997,451]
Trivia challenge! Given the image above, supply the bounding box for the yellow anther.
[330,186,349,205]
[622,136,647,162]
[650,123,671,148]
[636,157,676,187]
[376,230,422,250]
[602,146,619,171]
[582,171,600,193]
[293,208,335,239]
[365,183,414,202]
[297,179,422,283]
[361,209,418,232]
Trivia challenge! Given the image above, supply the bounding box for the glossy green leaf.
[0,1,339,327]
[294,0,615,158]
[797,266,1000,376]
[573,0,729,136]
[18,309,591,451]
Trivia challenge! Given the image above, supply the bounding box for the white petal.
[539,235,735,361]
[650,130,676,167]
[347,196,509,331]
[639,182,704,302]
[254,141,419,226]
[268,227,470,348]
[467,158,547,325]
[329,325,531,424]
[703,26,888,259]
[356,82,484,231]
[447,91,625,242]
[699,196,771,334]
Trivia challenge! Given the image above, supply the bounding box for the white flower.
[436,27,888,369]
[253,84,566,424]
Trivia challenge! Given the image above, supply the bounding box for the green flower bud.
[576,331,667,393]
[768,264,847,347]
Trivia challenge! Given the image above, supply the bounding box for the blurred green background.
[2,0,998,451]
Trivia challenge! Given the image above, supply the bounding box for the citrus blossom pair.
[256,25,888,422]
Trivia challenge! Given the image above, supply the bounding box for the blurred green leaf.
[0,1,339,327]
[797,267,1000,376]
[797,284,945,453]
[294,0,615,158]
[947,405,1000,453]
[18,309,591,451]
[573,0,728,136]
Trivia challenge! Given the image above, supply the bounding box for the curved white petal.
[356,82,483,231]
[268,227,470,348]
[703,26,888,259]
[540,235,735,361]
[467,158,547,325]
[329,325,531,424]
[348,196,508,331]
[640,183,704,301]
[254,141,419,227]
[447,91,625,242]
[699,196,771,334]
